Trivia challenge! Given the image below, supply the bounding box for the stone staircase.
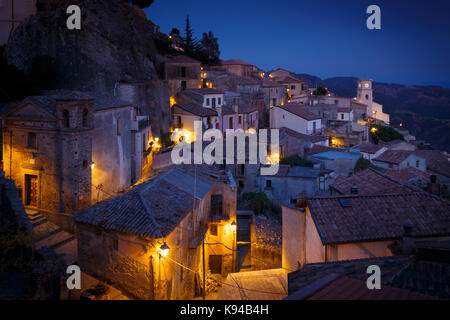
[26,210,77,265]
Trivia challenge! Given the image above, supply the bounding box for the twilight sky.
[145,0,450,88]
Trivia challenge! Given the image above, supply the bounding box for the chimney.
[350,186,359,194]
[401,221,415,254]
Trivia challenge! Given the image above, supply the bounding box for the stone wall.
[251,214,282,270]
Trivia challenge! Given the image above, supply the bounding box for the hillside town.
[0,0,449,301]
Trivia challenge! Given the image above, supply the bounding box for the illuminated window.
[364,83,369,88]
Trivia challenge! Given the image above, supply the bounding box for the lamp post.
[231,221,237,272]
[159,242,169,257]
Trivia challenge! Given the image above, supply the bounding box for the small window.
[341,113,344,120]
[416,160,420,168]
[63,109,70,128]
[291,85,295,90]
[116,118,121,136]
[206,98,210,106]
[218,97,222,105]
[82,109,89,127]
[266,180,272,188]
[181,66,186,78]
[27,132,36,149]
[365,94,369,100]
[210,224,218,236]
[83,160,88,169]
[238,116,242,124]
[389,163,393,168]
[113,239,118,251]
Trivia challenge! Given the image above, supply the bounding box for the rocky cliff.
[5,0,170,134]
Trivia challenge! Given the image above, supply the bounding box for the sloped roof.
[273,165,332,178]
[305,145,347,156]
[352,142,385,154]
[1,91,131,117]
[287,253,450,299]
[277,74,304,84]
[280,127,328,143]
[222,59,253,66]
[413,150,450,177]
[74,166,213,238]
[383,167,431,184]
[288,274,435,300]
[307,193,450,245]
[332,168,421,195]
[184,88,224,95]
[166,55,201,64]
[373,150,417,164]
[173,103,218,117]
[276,104,321,121]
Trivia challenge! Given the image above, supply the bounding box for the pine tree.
[183,15,201,57]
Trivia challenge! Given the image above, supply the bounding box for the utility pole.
[202,238,206,300]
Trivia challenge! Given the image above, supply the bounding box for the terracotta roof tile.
[173,103,218,117]
[332,168,420,195]
[276,104,321,121]
[307,193,450,245]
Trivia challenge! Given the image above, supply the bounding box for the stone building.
[164,55,201,96]
[282,192,450,271]
[211,59,259,79]
[74,165,237,300]
[1,91,152,215]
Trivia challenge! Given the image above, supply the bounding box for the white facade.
[356,79,389,124]
[372,154,426,171]
[337,110,354,122]
[203,94,224,108]
[270,106,322,135]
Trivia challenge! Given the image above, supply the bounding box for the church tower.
[356,79,373,117]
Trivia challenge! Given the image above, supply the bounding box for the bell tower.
[356,79,373,117]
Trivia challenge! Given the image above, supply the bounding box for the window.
[272,98,276,106]
[181,66,186,77]
[116,118,121,136]
[291,85,296,90]
[27,132,36,149]
[177,227,182,246]
[319,175,325,191]
[83,160,88,169]
[63,109,70,128]
[416,160,420,168]
[364,83,369,88]
[210,224,218,236]
[206,98,210,106]
[218,97,222,105]
[389,163,393,168]
[238,115,242,124]
[211,195,223,217]
[239,164,245,175]
[212,98,216,107]
[341,113,344,120]
[229,117,233,129]
[113,239,118,251]
[365,94,369,100]
[265,180,272,188]
[82,109,89,127]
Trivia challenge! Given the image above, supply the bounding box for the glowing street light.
[231,221,237,231]
[91,162,95,170]
[159,242,170,257]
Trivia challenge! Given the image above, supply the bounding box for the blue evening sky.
[145,0,450,87]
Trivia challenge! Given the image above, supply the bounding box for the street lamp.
[159,242,170,257]
[231,221,237,272]
[231,221,237,231]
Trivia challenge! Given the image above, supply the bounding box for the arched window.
[82,109,89,127]
[365,94,369,100]
[63,110,70,128]
[27,132,36,149]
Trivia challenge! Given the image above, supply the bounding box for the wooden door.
[25,174,38,207]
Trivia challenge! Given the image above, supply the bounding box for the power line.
[206,239,295,272]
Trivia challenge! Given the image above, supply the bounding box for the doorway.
[25,174,38,207]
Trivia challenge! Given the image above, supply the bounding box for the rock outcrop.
[5,0,170,134]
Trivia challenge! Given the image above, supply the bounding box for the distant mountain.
[293,73,450,152]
